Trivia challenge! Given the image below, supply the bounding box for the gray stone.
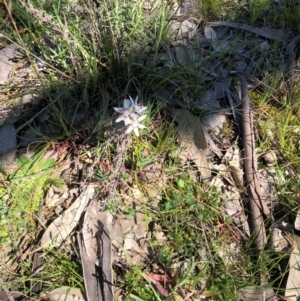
[0,124,16,155]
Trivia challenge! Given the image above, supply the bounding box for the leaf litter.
[1,1,300,300]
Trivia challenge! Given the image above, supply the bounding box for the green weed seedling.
[0,146,63,246]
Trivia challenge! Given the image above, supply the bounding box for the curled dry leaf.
[40,185,94,248]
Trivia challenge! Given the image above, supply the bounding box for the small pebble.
[263,151,277,166]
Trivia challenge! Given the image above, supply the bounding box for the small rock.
[266,129,274,140]
[0,124,16,155]
[295,208,300,231]
[0,44,20,84]
[270,227,282,249]
[263,151,277,166]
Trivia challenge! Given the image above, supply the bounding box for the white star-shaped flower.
[114,99,135,125]
[125,113,147,136]
[115,109,136,125]
[114,98,133,113]
[128,96,147,115]
[114,95,148,136]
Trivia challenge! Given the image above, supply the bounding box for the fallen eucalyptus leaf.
[172,109,211,180]
[82,199,103,266]
[201,111,227,135]
[46,286,85,301]
[80,199,114,301]
[41,185,94,248]
[202,128,223,158]
[178,19,198,40]
[212,39,232,53]
[175,44,192,66]
[229,165,244,189]
[207,21,289,42]
[204,26,217,41]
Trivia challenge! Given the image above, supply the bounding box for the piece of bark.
[81,199,113,301]
[238,74,270,286]
[78,232,103,301]
[30,251,43,294]
[239,75,269,248]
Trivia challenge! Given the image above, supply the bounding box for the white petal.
[129,96,135,105]
[137,114,147,122]
[126,125,134,134]
[133,127,140,136]
[138,124,146,129]
[114,107,125,113]
[116,116,124,123]
[137,106,147,113]
[126,113,139,124]
[123,118,131,125]
[133,96,139,105]
[123,99,132,109]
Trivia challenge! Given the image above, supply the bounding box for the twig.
[0,277,15,301]
[238,75,270,214]
[237,73,269,284]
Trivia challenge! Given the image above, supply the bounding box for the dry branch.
[238,74,269,250]
[237,74,273,286]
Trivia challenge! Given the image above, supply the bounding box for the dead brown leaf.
[172,109,211,180]
[41,185,94,248]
